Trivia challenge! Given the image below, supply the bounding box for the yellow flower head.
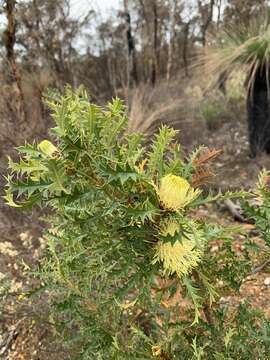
[160,220,180,237]
[38,140,59,158]
[157,174,200,211]
[153,221,202,277]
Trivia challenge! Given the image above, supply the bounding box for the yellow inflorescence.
[38,140,59,158]
[157,174,200,211]
[160,220,180,237]
[153,221,202,277]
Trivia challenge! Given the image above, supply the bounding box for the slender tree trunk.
[4,0,27,126]
[216,0,222,29]
[123,0,138,90]
[247,66,270,158]
[218,71,227,95]
[183,22,190,77]
[151,1,158,86]
[198,0,214,47]
[138,0,154,85]
[166,0,177,81]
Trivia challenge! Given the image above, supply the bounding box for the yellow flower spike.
[153,221,202,277]
[38,140,59,158]
[160,220,180,237]
[157,174,201,211]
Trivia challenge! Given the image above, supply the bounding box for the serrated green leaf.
[183,277,202,325]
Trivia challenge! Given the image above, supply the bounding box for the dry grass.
[127,75,207,148]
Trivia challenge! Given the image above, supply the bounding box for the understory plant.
[4,88,270,359]
[244,169,270,247]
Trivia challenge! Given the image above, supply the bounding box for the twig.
[0,319,22,357]
[249,260,270,275]
[224,199,246,223]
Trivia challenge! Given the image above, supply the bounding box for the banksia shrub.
[4,88,270,359]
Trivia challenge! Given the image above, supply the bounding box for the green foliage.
[4,88,270,359]
[244,169,270,245]
[185,304,270,360]
[200,95,227,131]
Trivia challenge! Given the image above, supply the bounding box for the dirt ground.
[1,109,270,359]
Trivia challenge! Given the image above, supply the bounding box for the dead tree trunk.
[3,0,27,126]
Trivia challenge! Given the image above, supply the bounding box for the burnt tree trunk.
[247,66,270,158]
[166,0,177,81]
[123,0,138,89]
[182,22,190,77]
[3,0,27,126]
[218,71,227,95]
[151,1,158,86]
